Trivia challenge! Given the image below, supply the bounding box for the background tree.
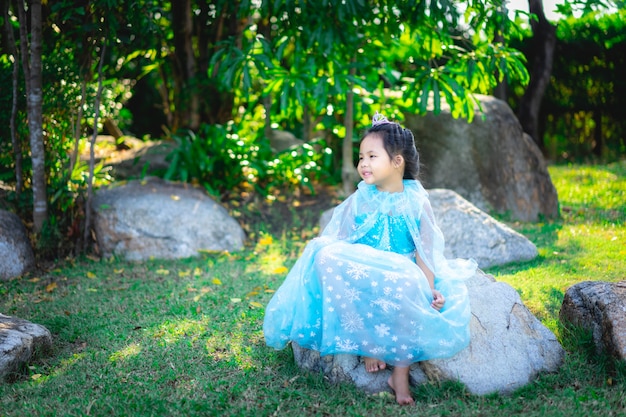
[15,0,47,233]
[211,0,529,193]
[541,9,626,160]
[2,0,23,203]
[517,0,556,148]
[513,0,622,150]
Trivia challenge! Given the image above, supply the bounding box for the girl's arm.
[415,250,445,311]
[415,251,435,289]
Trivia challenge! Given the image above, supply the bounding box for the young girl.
[263,113,477,405]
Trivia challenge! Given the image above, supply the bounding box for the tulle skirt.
[263,239,471,366]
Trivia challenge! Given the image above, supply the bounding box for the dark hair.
[360,122,421,180]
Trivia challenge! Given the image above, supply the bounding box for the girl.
[263,113,477,405]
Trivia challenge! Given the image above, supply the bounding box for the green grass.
[1,162,626,416]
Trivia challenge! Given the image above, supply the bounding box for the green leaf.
[418,78,432,114]
[432,80,441,114]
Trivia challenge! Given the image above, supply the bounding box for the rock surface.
[0,210,35,281]
[292,271,565,396]
[560,280,626,361]
[404,94,558,222]
[429,189,537,269]
[0,314,52,381]
[92,177,246,261]
[319,189,538,269]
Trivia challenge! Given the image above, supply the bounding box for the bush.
[163,122,333,200]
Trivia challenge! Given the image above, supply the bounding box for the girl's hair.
[361,122,421,180]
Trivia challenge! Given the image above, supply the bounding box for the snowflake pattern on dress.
[374,323,391,338]
[341,312,365,333]
[336,339,359,351]
[346,262,370,280]
[371,297,401,313]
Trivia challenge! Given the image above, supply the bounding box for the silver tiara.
[372,111,393,126]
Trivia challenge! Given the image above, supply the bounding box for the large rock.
[429,189,537,269]
[0,210,35,281]
[560,280,626,361]
[404,95,558,222]
[319,189,538,269]
[93,177,246,261]
[0,314,52,381]
[293,270,565,396]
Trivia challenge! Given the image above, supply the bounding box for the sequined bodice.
[354,213,416,254]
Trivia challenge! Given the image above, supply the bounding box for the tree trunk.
[517,0,557,150]
[18,0,48,233]
[204,1,240,124]
[341,58,359,196]
[69,80,87,176]
[171,0,200,130]
[83,42,107,252]
[3,1,23,200]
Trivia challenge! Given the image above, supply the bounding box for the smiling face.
[357,133,405,193]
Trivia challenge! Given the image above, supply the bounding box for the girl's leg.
[388,366,414,405]
[363,357,386,372]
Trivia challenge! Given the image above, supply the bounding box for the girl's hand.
[431,289,445,311]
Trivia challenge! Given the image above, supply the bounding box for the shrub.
[163,122,333,200]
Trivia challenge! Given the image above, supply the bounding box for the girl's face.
[358,134,404,193]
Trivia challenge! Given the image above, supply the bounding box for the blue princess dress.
[263,180,477,366]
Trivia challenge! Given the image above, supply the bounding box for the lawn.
[1,161,625,417]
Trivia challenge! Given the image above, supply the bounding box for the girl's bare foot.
[364,357,387,373]
[388,366,415,405]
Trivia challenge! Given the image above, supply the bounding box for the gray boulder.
[0,314,52,381]
[404,94,558,222]
[293,270,565,396]
[560,280,626,361]
[429,189,537,269]
[268,129,305,152]
[92,177,245,261]
[0,210,35,281]
[319,189,538,269]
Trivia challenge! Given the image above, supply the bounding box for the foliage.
[1,162,625,416]
[163,122,333,200]
[210,1,530,130]
[545,9,626,161]
[0,56,27,186]
[508,8,626,162]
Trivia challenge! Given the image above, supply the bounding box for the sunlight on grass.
[32,352,88,385]
[248,233,291,275]
[550,161,626,223]
[151,318,208,345]
[109,343,142,363]
[205,326,265,371]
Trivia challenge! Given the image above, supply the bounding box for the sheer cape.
[322,180,477,280]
